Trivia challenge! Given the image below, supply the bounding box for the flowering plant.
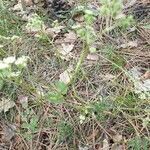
[0,56,29,90]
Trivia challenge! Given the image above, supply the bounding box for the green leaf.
[55,81,68,95]
[30,117,38,131]
[89,47,96,53]
[0,69,10,78]
[143,24,150,29]
[0,79,4,90]
[47,92,64,104]
[22,122,30,130]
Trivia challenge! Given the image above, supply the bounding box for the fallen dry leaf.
[141,71,150,80]
[55,38,65,44]
[119,40,138,48]
[18,95,28,108]
[45,28,57,38]
[102,139,109,150]
[0,98,15,113]
[73,13,84,22]
[86,54,99,61]
[104,74,115,80]
[112,134,122,143]
[45,26,65,39]
[53,30,77,60]
[58,43,74,56]
[59,70,71,84]
[64,31,77,43]
[23,0,33,6]
[128,41,138,47]
[59,66,73,84]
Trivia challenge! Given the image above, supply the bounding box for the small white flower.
[3,56,16,64]
[79,115,85,124]
[36,88,44,97]
[11,35,20,40]
[76,5,85,11]
[10,71,21,77]
[0,45,4,48]
[115,13,126,20]
[15,56,29,67]
[72,24,82,29]
[0,61,9,69]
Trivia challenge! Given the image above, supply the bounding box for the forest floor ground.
[0,0,150,149]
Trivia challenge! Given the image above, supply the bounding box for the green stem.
[70,43,89,84]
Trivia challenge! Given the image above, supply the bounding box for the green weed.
[128,137,150,150]
[47,81,68,104]
[58,121,73,142]
[79,101,111,123]
[0,0,149,149]
[21,108,39,140]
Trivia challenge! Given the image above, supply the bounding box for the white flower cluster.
[0,35,21,41]
[79,115,86,124]
[0,56,29,77]
[15,56,29,67]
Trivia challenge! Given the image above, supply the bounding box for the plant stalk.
[70,43,89,84]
